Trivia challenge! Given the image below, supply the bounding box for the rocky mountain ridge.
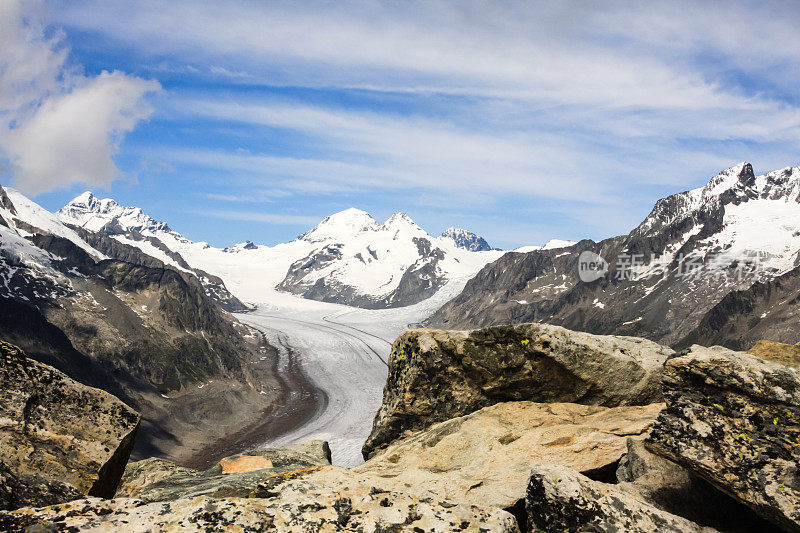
[440,227,495,251]
[0,185,282,465]
[428,162,800,349]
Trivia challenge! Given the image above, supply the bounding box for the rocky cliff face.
[0,341,139,510]
[428,163,800,348]
[363,322,672,458]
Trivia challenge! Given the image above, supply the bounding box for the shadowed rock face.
[646,345,800,532]
[615,437,781,532]
[0,341,139,509]
[526,465,713,533]
[363,322,672,458]
[0,462,83,511]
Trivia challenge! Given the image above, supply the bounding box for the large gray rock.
[526,464,717,532]
[364,323,672,458]
[0,341,140,508]
[646,345,800,532]
[116,440,332,502]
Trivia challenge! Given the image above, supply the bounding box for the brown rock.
[219,454,273,474]
[748,340,800,368]
[0,340,139,508]
[115,440,332,502]
[273,401,662,513]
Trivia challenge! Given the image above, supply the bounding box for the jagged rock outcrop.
[646,345,800,531]
[116,440,332,502]
[526,464,717,533]
[363,323,672,458]
[0,341,139,509]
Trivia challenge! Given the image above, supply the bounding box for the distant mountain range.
[428,162,800,349]
[59,199,505,309]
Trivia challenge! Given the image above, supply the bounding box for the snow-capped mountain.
[440,228,495,252]
[277,210,503,308]
[58,198,505,309]
[59,191,172,234]
[428,162,800,348]
[58,192,245,310]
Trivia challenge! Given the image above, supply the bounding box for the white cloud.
[0,0,160,194]
[170,99,609,201]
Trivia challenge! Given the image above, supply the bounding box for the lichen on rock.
[0,340,140,509]
[646,345,800,531]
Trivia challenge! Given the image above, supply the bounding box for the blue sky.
[2,1,800,249]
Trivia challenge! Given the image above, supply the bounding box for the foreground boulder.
[526,464,715,532]
[0,341,140,508]
[646,345,800,532]
[0,492,518,532]
[364,323,673,457]
[116,440,332,502]
[255,400,661,521]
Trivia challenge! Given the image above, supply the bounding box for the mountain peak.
[71,191,96,206]
[702,162,755,196]
[299,208,379,243]
[59,193,171,234]
[382,212,426,236]
[440,227,494,251]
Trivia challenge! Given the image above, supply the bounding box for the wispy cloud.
[198,209,320,226]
